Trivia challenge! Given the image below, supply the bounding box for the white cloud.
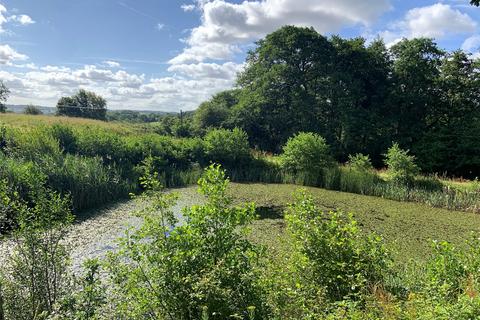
[171,0,391,64]
[103,60,121,68]
[181,4,196,12]
[379,3,477,46]
[8,14,35,25]
[167,62,244,79]
[462,35,480,52]
[0,3,34,32]
[4,62,240,111]
[0,44,28,64]
[462,35,480,59]
[0,4,7,32]
[157,23,165,31]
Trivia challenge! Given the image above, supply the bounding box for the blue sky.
[0,0,479,111]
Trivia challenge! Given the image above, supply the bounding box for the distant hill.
[6,104,56,115]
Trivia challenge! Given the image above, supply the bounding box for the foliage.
[0,184,73,320]
[105,164,269,319]
[203,128,251,167]
[281,132,333,175]
[193,90,240,132]
[348,153,374,172]
[384,143,420,185]
[53,259,107,320]
[285,190,391,301]
[56,89,107,121]
[24,104,43,115]
[0,81,9,113]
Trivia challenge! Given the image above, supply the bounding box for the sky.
[0,0,479,112]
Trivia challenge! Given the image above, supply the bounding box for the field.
[0,113,151,134]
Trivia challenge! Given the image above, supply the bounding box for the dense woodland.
[193,26,480,177]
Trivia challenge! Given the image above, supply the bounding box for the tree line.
[194,26,480,177]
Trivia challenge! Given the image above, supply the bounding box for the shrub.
[0,186,73,320]
[280,132,333,174]
[284,190,391,301]
[106,164,269,319]
[384,143,420,185]
[203,128,251,167]
[75,127,127,166]
[50,124,77,154]
[348,153,374,172]
[23,104,43,115]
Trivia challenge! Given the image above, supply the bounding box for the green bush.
[106,164,269,319]
[348,153,374,172]
[50,124,77,154]
[23,104,43,115]
[384,143,420,185]
[280,132,333,175]
[203,128,251,167]
[75,127,127,166]
[0,185,73,320]
[285,190,391,301]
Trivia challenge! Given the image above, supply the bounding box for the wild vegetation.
[1,23,480,319]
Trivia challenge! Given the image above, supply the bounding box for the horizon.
[1,0,479,112]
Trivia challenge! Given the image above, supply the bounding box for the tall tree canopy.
[194,26,480,177]
[56,89,107,121]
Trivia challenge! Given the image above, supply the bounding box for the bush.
[50,124,77,154]
[0,186,73,320]
[284,190,391,301]
[23,104,43,115]
[280,132,333,175]
[203,128,251,167]
[348,153,374,172]
[75,127,127,166]
[384,143,420,185]
[106,164,269,319]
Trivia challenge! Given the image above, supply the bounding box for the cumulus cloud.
[8,14,35,25]
[379,3,477,46]
[3,62,240,111]
[462,35,480,52]
[181,4,196,12]
[462,35,480,59]
[170,0,391,64]
[103,60,121,68]
[0,3,34,32]
[0,44,28,64]
[168,62,244,79]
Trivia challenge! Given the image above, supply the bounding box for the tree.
[472,0,479,6]
[56,89,107,120]
[193,89,240,133]
[234,26,336,151]
[24,104,43,115]
[389,38,444,149]
[415,51,480,177]
[0,81,10,113]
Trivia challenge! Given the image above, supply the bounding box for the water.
[0,187,202,273]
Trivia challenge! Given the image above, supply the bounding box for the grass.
[228,183,480,264]
[0,113,149,135]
